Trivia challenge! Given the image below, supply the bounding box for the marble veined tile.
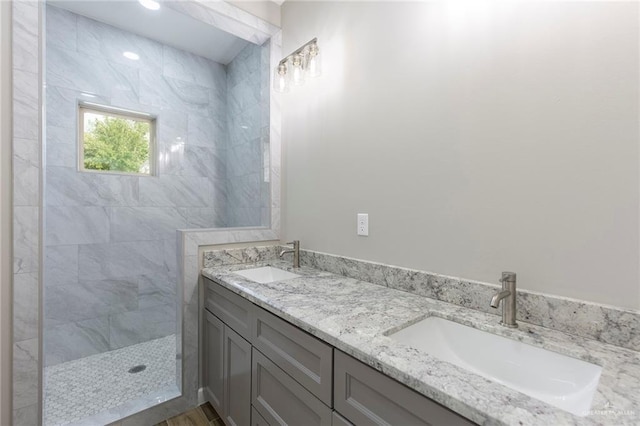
[46,140,76,168]
[161,145,226,179]
[138,175,213,207]
[13,404,38,426]
[227,43,261,89]
[162,44,226,90]
[14,206,38,274]
[157,109,188,147]
[139,70,210,115]
[163,239,179,279]
[227,173,262,208]
[46,85,79,130]
[228,71,260,113]
[187,113,226,149]
[14,273,39,342]
[227,139,262,178]
[45,244,78,287]
[45,278,138,324]
[77,14,163,72]
[78,240,166,281]
[47,124,76,146]
[13,69,39,140]
[47,44,139,105]
[46,166,139,207]
[13,338,39,410]
[109,303,176,350]
[138,275,176,310]
[211,177,229,209]
[226,207,261,228]
[13,0,39,74]
[45,5,77,52]
[109,207,187,242]
[13,138,39,207]
[228,104,261,146]
[45,205,109,246]
[183,207,227,229]
[43,317,110,366]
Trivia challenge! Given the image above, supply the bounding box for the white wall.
[281,1,640,309]
[0,1,12,424]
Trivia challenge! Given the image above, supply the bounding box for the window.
[78,103,156,175]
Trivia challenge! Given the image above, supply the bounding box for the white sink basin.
[233,266,300,284]
[388,316,602,416]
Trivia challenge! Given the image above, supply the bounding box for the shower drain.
[128,364,147,374]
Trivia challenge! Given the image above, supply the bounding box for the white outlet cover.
[357,213,369,236]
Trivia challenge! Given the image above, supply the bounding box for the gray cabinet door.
[252,348,332,426]
[223,326,252,426]
[252,307,333,405]
[332,411,352,426]
[204,310,225,416]
[205,277,254,341]
[334,351,476,426]
[252,406,270,426]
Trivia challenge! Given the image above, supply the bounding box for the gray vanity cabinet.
[251,407,270,426]
[252,307,333,405]
[252,348,332,426]
[203,306,251,426]
[334,351,474,426]
[203,311,225,416]
[332,411,353,426]
[203,277,477,426]
[205,279,254,340]
[223,326,252,426]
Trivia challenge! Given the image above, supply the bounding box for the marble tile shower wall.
[225,41,270,227]
[44,6,231,366]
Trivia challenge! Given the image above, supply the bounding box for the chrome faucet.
[490,272,518,328]
[279,240,300,268]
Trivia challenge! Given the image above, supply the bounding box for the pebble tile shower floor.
[44,335,177,425]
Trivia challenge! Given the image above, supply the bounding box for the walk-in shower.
[42,1,272,424]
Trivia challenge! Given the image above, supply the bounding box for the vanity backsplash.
[202,245,640,352]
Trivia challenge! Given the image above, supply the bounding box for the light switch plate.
[357,213,369,236]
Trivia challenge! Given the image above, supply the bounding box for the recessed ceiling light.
[123,51,140,61]
[138,0,160,11]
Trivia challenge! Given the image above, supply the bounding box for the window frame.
[77,102,157,176]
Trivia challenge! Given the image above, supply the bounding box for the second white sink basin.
[388,316,602,416]
[233,266,300,284]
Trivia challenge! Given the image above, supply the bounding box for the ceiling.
[50,0,250,65]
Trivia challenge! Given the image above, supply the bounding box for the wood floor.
[154,402,223,426]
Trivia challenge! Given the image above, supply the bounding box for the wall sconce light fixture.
[274,38,321,93]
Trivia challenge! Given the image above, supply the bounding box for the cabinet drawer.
[252,406,270,426]
[252,348,332,426]
[205,278,254,341]
[334,351,475,426]
[252,307,333,405]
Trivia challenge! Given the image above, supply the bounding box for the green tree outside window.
[83,114,151,174]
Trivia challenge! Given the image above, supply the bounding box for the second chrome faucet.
[490,271,518,328]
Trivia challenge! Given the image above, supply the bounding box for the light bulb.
[307,42,321,78]
[292,54,305,86]
[273,63,289,93]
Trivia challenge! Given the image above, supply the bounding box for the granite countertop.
[202,261,640,426]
